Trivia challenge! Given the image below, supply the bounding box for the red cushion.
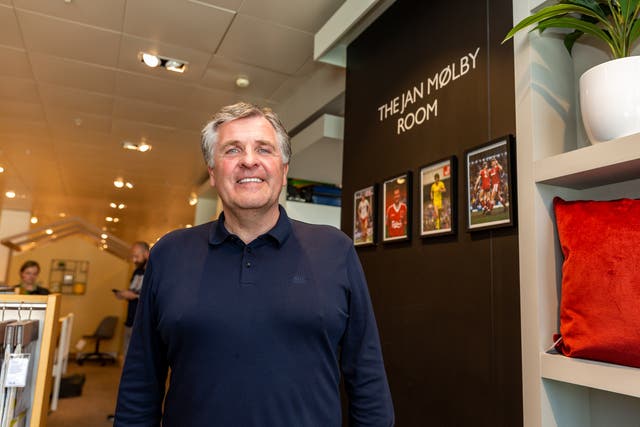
[553,197,640,368]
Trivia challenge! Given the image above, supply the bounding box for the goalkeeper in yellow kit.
[430,173,446,229]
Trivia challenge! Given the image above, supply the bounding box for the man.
[357,192,372,242]
[113,241,149,359]
[386,187,407,239]
[115,102,394,426]
[430,173,446,230]
[474,161,491,214]
[489,158,504,212]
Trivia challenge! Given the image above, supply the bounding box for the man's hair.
[133,241,150,252]
[20,260,40,273]
[434,173,440,180]
[201,102,291,169]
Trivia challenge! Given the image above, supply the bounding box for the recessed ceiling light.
[5,191,15,199]
[30,216,38,224]
[0,166,4,173]
[45,229,53,235]
[188,193,198,206]
[138,142,152,152]
[122,141,152,153]
[235,75,250,88]
[100,233,108,239]
[106,216,113,222]
[59,212,67,218]
[141,53,161,68]
[113,218,120,223]
[118,203,126,209]
[114,178,124,188]
[185,224,193,228]
[110,202,117,208]
[125,182,134,189]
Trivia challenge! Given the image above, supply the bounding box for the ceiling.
[0,0,346,247]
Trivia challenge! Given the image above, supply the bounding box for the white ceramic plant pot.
[580,56,640,144]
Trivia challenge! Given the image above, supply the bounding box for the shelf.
[540,353,640,398]
[534,133,640,189]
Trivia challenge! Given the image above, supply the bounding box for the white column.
[0,209,31,284]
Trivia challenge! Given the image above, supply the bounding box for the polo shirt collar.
[209,205,291,247]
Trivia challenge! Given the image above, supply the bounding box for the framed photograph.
[382,172,411,242]
[353,185,376,246]
[465,135,516,231]
[420,156,456,237]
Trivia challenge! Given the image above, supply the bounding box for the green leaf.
[534,16,618,54]
[563,30,585,54]
[503,3,610,42]
[565,0,608,20]
[629,15,640,45]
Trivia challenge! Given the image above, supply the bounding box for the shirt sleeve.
[341,246,395,426]
[115,258,169,427]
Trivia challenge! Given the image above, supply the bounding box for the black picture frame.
[464,135,516,231]
[382,172,412,243]
[353,185,376,246]
[419,156,456,237]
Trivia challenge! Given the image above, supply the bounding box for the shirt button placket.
[240,246,256,285]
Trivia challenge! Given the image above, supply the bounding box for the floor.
[46,361,121,426]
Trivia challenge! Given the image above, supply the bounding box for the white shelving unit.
[512,1,640,425]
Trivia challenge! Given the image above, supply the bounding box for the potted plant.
[503,0,640,144]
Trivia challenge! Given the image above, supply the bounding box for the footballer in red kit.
[386,188,407,238]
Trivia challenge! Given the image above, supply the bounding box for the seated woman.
[14,260,50,295]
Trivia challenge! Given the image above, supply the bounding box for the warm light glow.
[103,244,109,249]
[110,202,117,208]
[118,203,126,209]
[188,193,198,206]
[59,212,67,218]
[138,142,152,152]
[105,216,113,222]
[100,233,108,239]
[142,53,161,68]
[113,218,120,223]
[114,179,124,188]
[185,224,193,228]
[122,141,138,151]
[125,182,134,189]
[235,75,250,88]
[5,191,15,199]
[165,60,186,73]
[0,166,4,173]
[45,229,53,235]
[30,216,38,224]
[100,239,106,244]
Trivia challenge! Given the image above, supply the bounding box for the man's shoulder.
[289,219,350,247]
[151,222,214,256]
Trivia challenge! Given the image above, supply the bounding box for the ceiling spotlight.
[100,233,108,239]
[113,217,120,223]
[110,202,117,208]
[139,52,187,74]
[5,191,15,199]
[114,178,124,188]
[0,166,4,173]
[118,203,126,209]
[185,224,193,228]
[138,142,152,152]
[122,140,152,152]
[141,52,161,68]
[122,141,138,151]
[188,193,198,206]
[235,75,250,88]
[30,216,38,224]
[125,182,134,189]
[106,216,113,222]
[59,212,67,218]
[45,229,53,235]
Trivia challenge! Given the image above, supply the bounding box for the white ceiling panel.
[117,35,212,83]
[190,0,243,11]
[0,47,33,79]
[113,98,183,129]
[39,85,114,116]
[18,10,121,67]
[0,77,39,103]
[240,0,343,33]
[0,119,48,138]
[184,87,238,112]
[0,5,24,49]
[13,0,126,31]
[115,71,196,107]
[45,109,112,134]
[123,0,234,52]
[202,56,289,99]
[0,100,44,121]
[217,14,313,75]
[30,53,117,94]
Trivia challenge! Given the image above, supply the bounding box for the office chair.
[76,315,118,366]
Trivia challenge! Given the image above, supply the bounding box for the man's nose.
[240,150,258,167]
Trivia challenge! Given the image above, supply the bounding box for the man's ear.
[281,164,289,186]
[208,167,216,187]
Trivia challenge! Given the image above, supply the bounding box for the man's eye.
[226,147,240,154]
[258,147,272,154]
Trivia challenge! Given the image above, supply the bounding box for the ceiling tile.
[240,0,343,33]
[46,108,112,134]
[217,14,312,75]
[30,53,117,94]
[0,5,24,49]
[183,86,238,113]
[39,85,114,116]
[0,47,33,79]
[113,98,182,129]
[115,71,196,107]
[0,100,44,121]
[123,0,234,52]
[118,35,212,83]
[0,77,39,103]
[190,0,243,11]
[201,56,289,99]
[111,119,177,145]
[13,0,126,31]
[18,10,121,67]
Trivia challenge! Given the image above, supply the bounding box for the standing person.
[13,261,49,295]
[430,173,446,230]
[115,102,394,426]
[386,187,407,239]
[474,161,491,214]
[489,158,504,212]
[113,241,149,359]
[357,192,372,241]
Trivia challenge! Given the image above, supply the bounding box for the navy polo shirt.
[115,207,394,427]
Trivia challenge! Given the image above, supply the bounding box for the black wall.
[342,1,522,425]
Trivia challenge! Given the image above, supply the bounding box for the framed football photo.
[420,157,456,237]
[353,185,376,246]
[382,172,411,243]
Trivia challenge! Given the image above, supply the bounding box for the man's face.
[208,115,288,215]
[20,266,39,286]
[393,189,401,204]
[131,245,148,268]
